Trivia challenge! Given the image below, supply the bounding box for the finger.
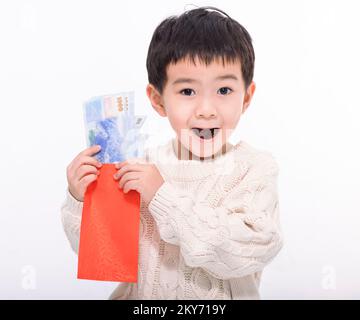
[114,160,127,170]
[118,172,140,189]
[71,155,102,177]
[79,145,102,157]
[113,163,145,180]
[123,180,140,194]
[76,164,99,182]
[78,173,98,190]
[115,157,147,169]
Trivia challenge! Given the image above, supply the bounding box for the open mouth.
[191,128,220,140]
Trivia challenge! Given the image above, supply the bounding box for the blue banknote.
[83,92,147,163]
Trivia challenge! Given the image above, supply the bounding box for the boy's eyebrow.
[215,74,239,81]
[172,74,239,85]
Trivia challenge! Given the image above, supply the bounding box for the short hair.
[146,6,255,94]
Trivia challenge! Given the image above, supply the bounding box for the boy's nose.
[195,101,217,118]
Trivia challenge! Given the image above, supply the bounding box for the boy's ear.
[242,81,256,115]
[146,84,167,117]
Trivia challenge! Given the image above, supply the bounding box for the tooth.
[213,128,219,136]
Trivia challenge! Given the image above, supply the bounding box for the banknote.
[83,92,148,163]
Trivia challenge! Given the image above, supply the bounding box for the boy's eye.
[217,87,233,95]
[180,87,232,96]
[180,88,195,96]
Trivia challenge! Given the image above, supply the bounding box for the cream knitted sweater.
[61,138,283,300]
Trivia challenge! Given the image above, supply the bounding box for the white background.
[0,0,359,299]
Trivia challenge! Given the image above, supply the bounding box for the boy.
[62,6,283,299]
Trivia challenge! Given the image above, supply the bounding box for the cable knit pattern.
[60,138,283,300]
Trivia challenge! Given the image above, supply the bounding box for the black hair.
[146,6,255,94]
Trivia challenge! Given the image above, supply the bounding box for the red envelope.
[77,163,140,282]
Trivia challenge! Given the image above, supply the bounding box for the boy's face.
[147,56,256,160]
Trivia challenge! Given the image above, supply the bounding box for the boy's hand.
[113,159,164,205]
[66,145,103,202]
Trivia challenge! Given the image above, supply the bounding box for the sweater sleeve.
[148,158,283,280]
[60,189,83,255]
